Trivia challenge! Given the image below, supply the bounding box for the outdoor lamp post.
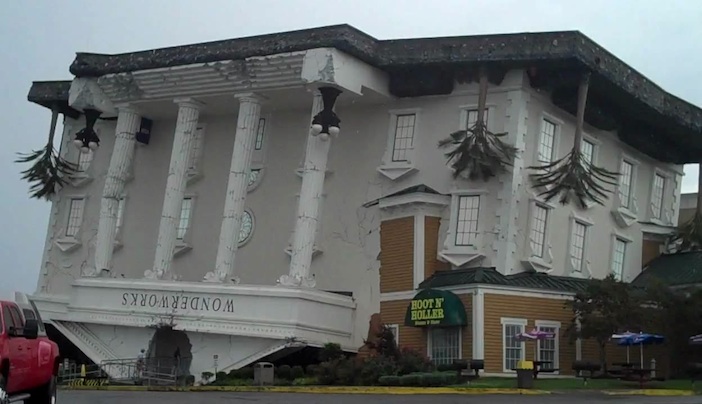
[309,87,342,141]
[73,108,102,152]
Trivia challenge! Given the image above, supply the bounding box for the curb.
[602,389,695,396]
[60,385,549,395]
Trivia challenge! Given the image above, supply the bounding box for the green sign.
[404,289,468,327]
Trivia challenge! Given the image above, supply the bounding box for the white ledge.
[174,241,192,257]
[438,248,485,267]
[54,237,81,253]
[521,256,553,273]
[376,163,418,181]
[68,173,93,188]
[612,207,638,228]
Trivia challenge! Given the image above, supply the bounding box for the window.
[8,306,24,329]
[502,320,525,371]
[115,197,126,236]
[537,119,557,163]
[239,210,254,246]
[177,198,193,240]
[254,118,266,151]
[619,160,634,209]
[529,204,549,258]
[66,198,85,238]
[2,306,16,334]
[465,109,488,129]
[77,150,93,172]
[581,139,595,165]
[429,328,461,365]
[455,195,480,246]
[651,173,665,219]
[187,125,206,173]
[570,221,588,272]
[387,324,399,346]
[536,323,559,371]
[391,114,416,162]
[611,237,627,281]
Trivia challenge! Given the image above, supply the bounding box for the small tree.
[565,274,642,373]
[364,324,400,359]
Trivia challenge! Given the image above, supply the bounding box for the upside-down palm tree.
[16,105,77,200]
[529,72,619,209]
[438,67,518,180]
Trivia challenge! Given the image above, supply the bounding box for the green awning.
[404,289,468,327]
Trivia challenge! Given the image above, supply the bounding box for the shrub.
[359,355,397,385]
[291,365,305,380]
[399,373,420,386]
[378,375,401,386]
[316,357,359,386]
[201,371,214,382]
[215,371,228,381]
[228,367,254,379]
[305,364,319,377]
[292,377,317,386]
[276,364,292,380]
[319,342,345,362]
[365,325,401,359]
[274,377,293,386]
[396,348,434,375]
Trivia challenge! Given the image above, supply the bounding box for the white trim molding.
[377,108,421,181]
[387,324,400,346]
[174,193,198,257]
[377,192,450,221]
[413,214,426,289]
[578,132,601,210]
[535,320,561,375]
[439,189,489,266]
[521,194,556,273]
[501,317,527,373]
[55,194,89,253]
[565,211,593,278]
[609,231,632,282]
[529,111,563,194]
[648,167,674,226]
[611,153,640,228]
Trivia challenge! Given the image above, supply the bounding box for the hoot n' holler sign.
[404,289,468,327]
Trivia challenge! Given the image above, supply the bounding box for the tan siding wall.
[380,218,414,293]
[483,294,576,374]
[380,293,472,360]
[642,240,663,267]
[380,300,426,353]
[459,294,473,360]
[425,216,449,280]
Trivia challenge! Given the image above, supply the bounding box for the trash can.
[516,369,534,388]
[253,362,274,386]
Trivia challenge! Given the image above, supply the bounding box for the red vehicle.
[0,295,59,404]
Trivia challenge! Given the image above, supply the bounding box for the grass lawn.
[457,377,701,392]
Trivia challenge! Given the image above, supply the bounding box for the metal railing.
[100,356,192,386]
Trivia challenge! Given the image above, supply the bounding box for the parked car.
[0,293,59,403]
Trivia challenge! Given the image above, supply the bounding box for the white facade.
[31,43,683,381]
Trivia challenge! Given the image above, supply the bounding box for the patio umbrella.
[689,334,702,345]
[515,329,556,361]
[617,332,664,367]
[611,331,638,363]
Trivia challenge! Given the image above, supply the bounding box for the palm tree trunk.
[573,72,591,152]
[476,67,488,126]
[48,106,59,145]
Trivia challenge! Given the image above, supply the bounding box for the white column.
[205,93,262,283]
[472,289,485,360]
[279,91,328,287]
[146,97,203,280]
[89,106,141,277]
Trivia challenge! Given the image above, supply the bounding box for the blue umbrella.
[617,332,664,367]
[611,331,638,363]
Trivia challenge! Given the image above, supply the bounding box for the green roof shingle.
[419,267,591,294]
[631,251,702,288]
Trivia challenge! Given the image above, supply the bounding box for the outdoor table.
[620,367,654,388]
[531,360,552,379]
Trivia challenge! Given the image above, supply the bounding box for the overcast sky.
[1,0,700,299]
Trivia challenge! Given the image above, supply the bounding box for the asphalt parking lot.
[57,390,702,403]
